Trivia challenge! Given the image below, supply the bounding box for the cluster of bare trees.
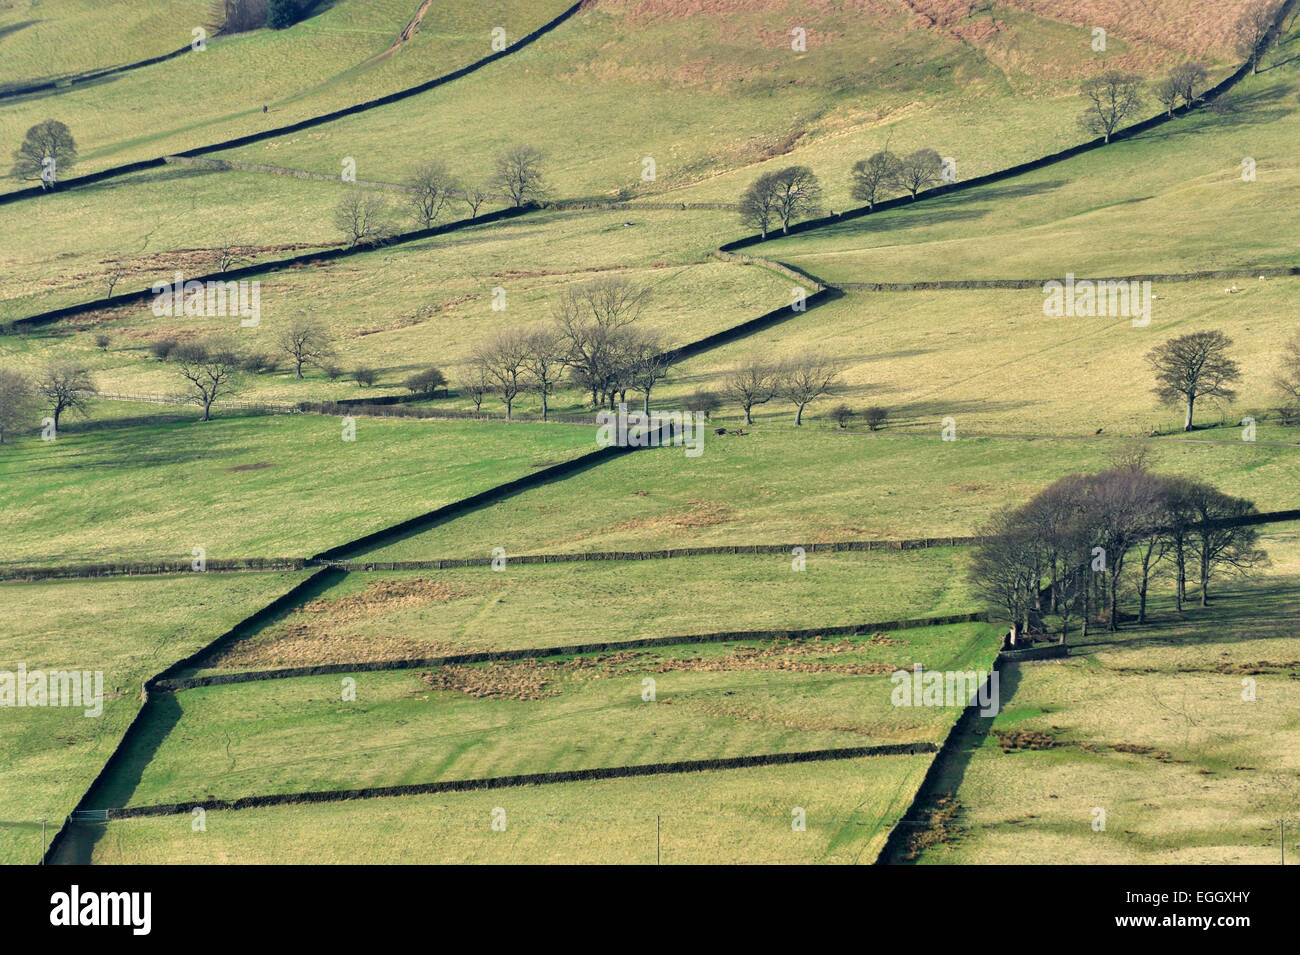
[1080,3,1286,142]
[849,147,945,209]
[739,166,823,237]
[717,355,841,426]
[972,454,1266,643]
[469,276,667,420]
[0,363,97,440]
[334,145,550,246]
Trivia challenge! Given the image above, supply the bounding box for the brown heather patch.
[421,660,558,701]
[646,637,897,676]
[612,500,731,532]
[997,729,1174,762]
[995,729,1060,752]
[210,579,463,669]
[214,627,452,669]
[417,636,896,701]
[901,795,962,861]
[297,578,463,626]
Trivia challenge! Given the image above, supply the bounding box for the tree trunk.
[540,391,548,422]
[642,392,650,416]
[744,406,753,426]
[794,404,804,426]
[1183,394,1195,431]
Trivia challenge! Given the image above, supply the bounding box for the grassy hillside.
[197,549,979,670]
[0,571,307,865]
[0,410,596,566]
[86,754,931,864]
[359,430,1299,561]
[105,621,997,807]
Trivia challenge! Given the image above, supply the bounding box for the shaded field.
[0,571,307,865]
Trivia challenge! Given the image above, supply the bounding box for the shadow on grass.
[880,662,1024,865]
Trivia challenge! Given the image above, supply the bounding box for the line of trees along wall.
[0,2,587,207]
[156,611,991,691]
[721,0,1299,254]
[105,742,940,820]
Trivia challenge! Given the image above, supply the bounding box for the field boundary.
[717,0,1299,255]
[0,2,587,207]
[9,203,540,330]
[0,41,198,102]
[41,567,335,864]
[836,266,1300,292]
[152,610,991,691]
[94,742,940,820]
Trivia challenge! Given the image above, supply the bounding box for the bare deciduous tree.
[333,188,395,248]
[491,145,548,207]
[407,160,462,229]
[462,183,491,216]
[1273,332,1300,423]
[739,172,779,238]
[1146,330,1240,431]
[774,355,840,425]
[768,165,822,233]
[523,326,565,421]
[892,148,944,199]
[215,236,248,272]
[277,315,333,379]
[848,150,900,209]
[1169,62,1208,108]
[0,368,34,444]
[175,342,241,421]
[460,363,494,412]
[553,277,651,409]
[1153,77,1180,117]
[1235,0,1278,74]
[474,328,530,418]
[723,360,777,425]
[35,362,95,430]
[624,328,673,414]
[1078,71,1144,143]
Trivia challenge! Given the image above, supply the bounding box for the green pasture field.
[104,620,998,808]
[0,408,596,567]
[0,0,576,190]
[760,33,1300,284]
[194,547,979,672]
[211,0,1246,209]
[0,570,307,865]
[0,208,790,407]
[359,429,1300,561]
[84,753,932,864]
[0,0,211,89]
[660,279,1300,436]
